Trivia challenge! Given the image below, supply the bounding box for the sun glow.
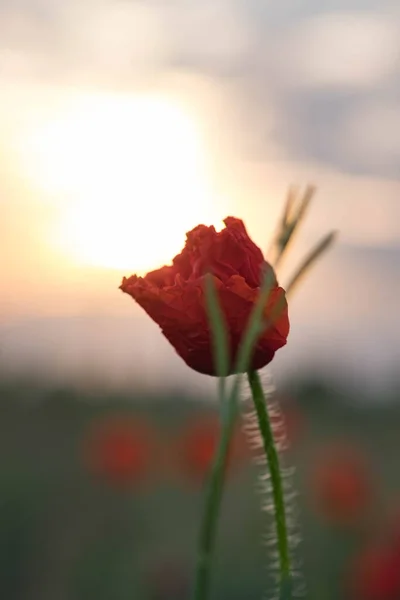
[20,92,222,272]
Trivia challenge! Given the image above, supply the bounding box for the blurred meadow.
[1,0,400,598]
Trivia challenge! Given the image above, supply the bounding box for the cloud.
[336,101,400,170]
[157,0,251,71]
[0,1,170,85]
[273,11,400,89]
[1,0,400,180]
[0,0,251,84]
[65,2,169,75]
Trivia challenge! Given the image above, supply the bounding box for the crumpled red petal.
[120,217,289,376]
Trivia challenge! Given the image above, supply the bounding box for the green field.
[0,376,399,600]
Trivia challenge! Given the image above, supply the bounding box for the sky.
[0,0,399,393]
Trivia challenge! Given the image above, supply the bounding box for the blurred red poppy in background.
[310,443,372,526]
[146,558,189,600]
[379,499,400,551]
[177,414,249,484]
[83,414,154,488]
[349,543,400,600]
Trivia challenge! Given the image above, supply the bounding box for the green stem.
[247,369,292,595]
[192,396,238,600]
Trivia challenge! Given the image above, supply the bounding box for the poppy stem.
[247,369,292,598]
[192,395,238,600]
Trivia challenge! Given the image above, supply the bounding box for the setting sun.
[19,91,223,272]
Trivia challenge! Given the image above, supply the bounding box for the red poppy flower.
[120,217,289,375]
[310,444,372,525]
[83,415,153,487]
[349,544,400,599]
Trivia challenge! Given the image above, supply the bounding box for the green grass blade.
[292,184,315,226]
[274,185,316,268]
[234,266,276,374]
[282,185,298,226]
[193,275,236,600]
[204,273,230,399]
[285,230,337,296]
[267,187,299,263]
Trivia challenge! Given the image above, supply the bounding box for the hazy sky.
[0,0,399,392]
